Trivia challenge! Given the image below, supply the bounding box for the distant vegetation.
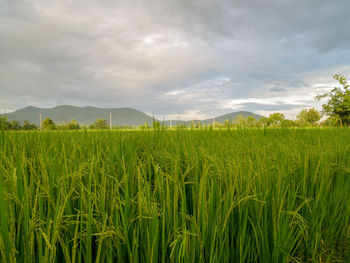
[0,118,38,130]
[0,107,335,131]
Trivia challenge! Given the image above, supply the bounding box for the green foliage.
[195,122,202,128]
[246,116,256,127]
[213,121,222,129]
[56,119,80,130]
[66,119,80,130]
[0,117,37,130]
[0,116,5,151]
[268,113,285,126]
[190,120,195,129]
[316,74,350,126]
[153,121,160,129]
[234,114,246,126]
[89,119,108,129]
[283,119,295,127]
[257,117,268,127]
[224,119,230,128]
[321,116,340,127]
[0,130,349,262]
[42,118,56,130]
[176,124,187,130]
[296,108,321,126]
[6,120,21,130]
[22,120,37,130]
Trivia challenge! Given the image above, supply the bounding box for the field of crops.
[0,128,349,262]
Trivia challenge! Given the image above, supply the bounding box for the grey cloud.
[270,87,287,92]
[0,0,349,117]
[237,103,308,112]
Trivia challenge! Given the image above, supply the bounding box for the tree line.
[0,117,80,131]
[0,108,332,131]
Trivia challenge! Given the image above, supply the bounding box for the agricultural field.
[0,128,349,262]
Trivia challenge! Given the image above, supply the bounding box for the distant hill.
[3,106,264,127]
[4,105,155,126]
[163,111,264,126]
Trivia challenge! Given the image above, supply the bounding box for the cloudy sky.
[1,0,349,119]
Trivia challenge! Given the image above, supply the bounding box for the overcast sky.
[1,0,349,119]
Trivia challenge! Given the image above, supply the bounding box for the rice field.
[0,128,349,262]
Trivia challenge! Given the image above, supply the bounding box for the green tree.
[316,74,350,126]
[22,120,37,130]
[246,116,256,127]
[67,119,80,130]
[23,120,30,130]
[6,120,21,130]
[320,116,340,127]
[296,108,321,126]
[234,114,246,126]
[257,117,268,127]
[283,119,295,127]
[42,118,56,130]
[90,119,108,129]
[268,113,285,126]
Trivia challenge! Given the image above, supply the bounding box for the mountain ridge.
[3,105,264,126]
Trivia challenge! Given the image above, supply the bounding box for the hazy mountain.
[4,105,155,126]
[3,106,264,127]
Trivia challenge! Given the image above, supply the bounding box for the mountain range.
[3,105,264,126]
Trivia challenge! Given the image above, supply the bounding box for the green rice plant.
[0,128,349,262]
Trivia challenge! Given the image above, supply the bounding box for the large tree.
[22,120,37,130]
[234,114,246,126]
[42,118,56,130]
[296,108,321,125]
[246,116,256,127]
[268,113,285,126]
[316,74,350,126]
[90,119,108,129]
[67,119,80,130]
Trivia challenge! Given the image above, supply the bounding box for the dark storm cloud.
[0,0,349,118]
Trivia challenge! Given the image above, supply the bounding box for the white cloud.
[165,90,186,96]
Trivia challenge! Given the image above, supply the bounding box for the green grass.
[0,128,349,262]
